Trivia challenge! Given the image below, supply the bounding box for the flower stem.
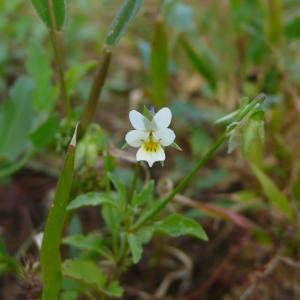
[47,0,71,119]
[80,46,112,132]
[116,163,140,265]
[124,162,140,230]
[127,162,140,202]
[133,94,265,231]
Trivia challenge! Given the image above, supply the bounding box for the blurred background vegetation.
[1,0,300,299]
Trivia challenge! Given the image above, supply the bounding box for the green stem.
[124,162,140,230]
[104,151,111,193]
[47,0,71,119]
[133,94,265,231]
[116,163,140,265]
[116,232,129,266]
[80,46,112,132]
[127,162,140,202]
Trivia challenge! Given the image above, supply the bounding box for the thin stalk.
[116,232,129,266]
[116,163,140,265]
[133,94,265,231]
[47,0,71,119]
[80,46,112,132]
[127,162,140,202]
[104,151,111,193]
[124,162,140,230]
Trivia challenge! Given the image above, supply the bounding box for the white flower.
[125,107,176,167]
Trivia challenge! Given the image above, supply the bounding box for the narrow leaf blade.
[106,0,144,47]
[31,0,66,30]
[251,164,294,220]
[150,20,169,106]
[41,127,77,299]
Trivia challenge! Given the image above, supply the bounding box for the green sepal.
[121,142,128,150]
[171,142,182,151]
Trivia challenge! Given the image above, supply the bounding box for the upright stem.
[127,163,140,202]
[116,163,140,265]
[47,0,71,119]
[80,47,112,132]
[133,94,265,231]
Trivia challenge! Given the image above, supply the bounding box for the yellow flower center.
[143,140,160,152]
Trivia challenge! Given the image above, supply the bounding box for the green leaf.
[150,20,168,106]
[67,192,117,210]
[251,164,294,220]
[153,214,208,240]
[181,37,216,89]
[127,227,153,264]
[31,0,66,30]
[102,203,123,232]
[128,233,143,264]
[132,180,155,206]
[62,233,108,255]
[41,126,77,300]
[0,254,18,275]
[214,110,239,125]
[106,281,123,298]
[243,113,264,156]
[30,114,60,149]
[227,126,242,154]
[137,226,153,244]
[63,258,105,289]
[26,41,56,112]
[106,0,144,47]
[0,76,34,161]
[108,172,126,199]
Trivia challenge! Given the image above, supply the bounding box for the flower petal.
[153,128,175,146]
[129,110,150,130]
[136,144,165,167]
[151,107,172,130]
[125,130,149,147]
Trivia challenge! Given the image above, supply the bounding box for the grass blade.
[106,0,144,47]
[41,125,77,299]
[31,0,66,30]
[150,20,168,106]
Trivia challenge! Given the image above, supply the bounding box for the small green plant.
[39,94,265,299]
